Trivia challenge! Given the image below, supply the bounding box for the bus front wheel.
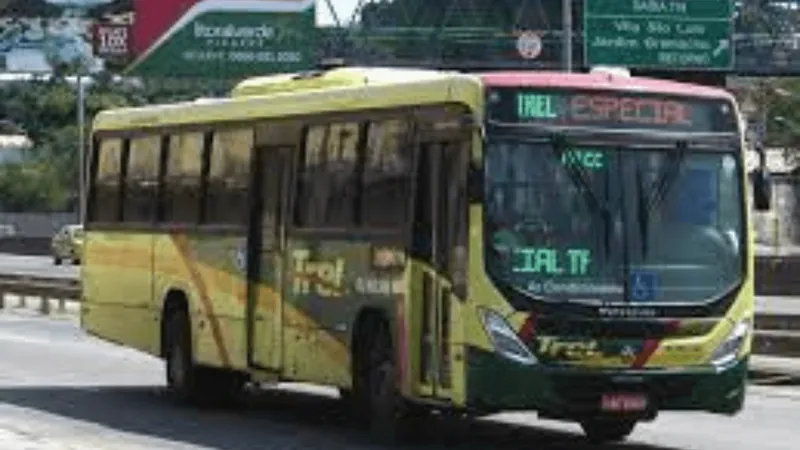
[164,309,245,406]
[580,419,637,443]
[165,309,196,403]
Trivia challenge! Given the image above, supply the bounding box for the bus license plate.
[601,393,648,412]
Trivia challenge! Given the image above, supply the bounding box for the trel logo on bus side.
[291,249,346,297]
[289,248,402,298]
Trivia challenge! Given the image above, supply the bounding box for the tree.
[0,73,234,212]
[764,78,800,155]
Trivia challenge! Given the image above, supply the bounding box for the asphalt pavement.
[0,312,798,449]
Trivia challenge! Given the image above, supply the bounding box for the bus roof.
[91,67,737,133]
[478,71,735,101]
[92,67,481,132]
[230,66,460,97]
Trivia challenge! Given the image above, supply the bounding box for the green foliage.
[0,72,234,212]
[0,162,69,212]
[765,78,800,154]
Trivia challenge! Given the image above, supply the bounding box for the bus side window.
[163,132,203,224]
[294,125,329,227]
[294,122,360,228]
[205,128,253,226]
[90,137,124,223]
[360,119,414,228]
[123,135,161,223]
[325,122,360,227]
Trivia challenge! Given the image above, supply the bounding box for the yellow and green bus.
[81,65,771,443]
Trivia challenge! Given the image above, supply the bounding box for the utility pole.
[77,69,87,225]
[563,0,573,72]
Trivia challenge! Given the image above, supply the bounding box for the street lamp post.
[78,70,86,225]
[562,0,573,72]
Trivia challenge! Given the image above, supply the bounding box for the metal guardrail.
[0,273,797,381]
[0,274,80,315]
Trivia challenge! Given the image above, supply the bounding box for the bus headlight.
[479,308,538,366]
[710,317,751,368]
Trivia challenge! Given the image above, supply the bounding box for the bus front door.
[248,146,292,372]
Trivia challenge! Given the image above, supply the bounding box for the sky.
[316,0,361,26]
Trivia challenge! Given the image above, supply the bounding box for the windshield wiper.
[647,141,687,216]
[636,141,687,258]
[635,165,649,257]
[549,134,613,259]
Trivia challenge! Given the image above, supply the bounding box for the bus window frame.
[85,101,476,237]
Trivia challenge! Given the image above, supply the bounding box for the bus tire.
[164,309,197,404]
[164,309,246,407]
[365,321,407,443]
[580,419,636,443]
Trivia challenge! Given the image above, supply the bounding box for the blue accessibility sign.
[629,270,657,302]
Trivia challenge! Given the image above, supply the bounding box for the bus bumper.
[465,347,748,421]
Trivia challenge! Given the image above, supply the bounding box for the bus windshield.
[483,137,745,305]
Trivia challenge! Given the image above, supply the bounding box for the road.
[0,313,796,449]
[0,253,78,279]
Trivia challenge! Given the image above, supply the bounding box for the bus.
[80,65,771,443]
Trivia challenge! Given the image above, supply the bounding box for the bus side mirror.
[752,168,772,211]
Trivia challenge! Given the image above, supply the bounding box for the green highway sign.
[584,0,734,70]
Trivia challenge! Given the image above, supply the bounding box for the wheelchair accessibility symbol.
[629,271,657,302]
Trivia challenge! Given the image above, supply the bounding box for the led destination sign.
[487,88,738,133]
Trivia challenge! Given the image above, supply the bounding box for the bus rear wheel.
[580,419,637,443]
[363,321,410,442]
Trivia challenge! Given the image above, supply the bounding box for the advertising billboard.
[127,0,318,78]
[0,0,133,74]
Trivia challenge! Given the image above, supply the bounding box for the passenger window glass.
[164,132,204,223]
[294,123,360,228]
[123,135,161,223]
[205,128,252,225]
[361,119,414,227]
[90,138,123,223]
[326,122,360,226]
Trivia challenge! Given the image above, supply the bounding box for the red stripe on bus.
[630,320,681,369]
[518,312,538,343]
